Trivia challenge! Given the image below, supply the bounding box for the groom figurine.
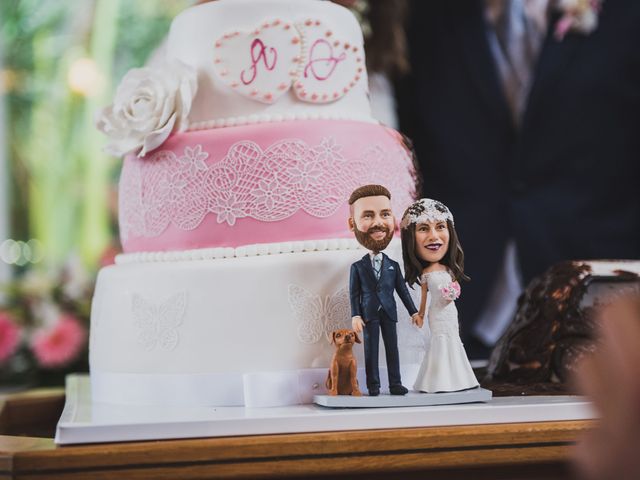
[348,185,421,396]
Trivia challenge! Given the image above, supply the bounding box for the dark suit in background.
[349,253,418,391]
[398,0,640,352]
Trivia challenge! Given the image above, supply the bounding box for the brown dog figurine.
[326,329,362,396]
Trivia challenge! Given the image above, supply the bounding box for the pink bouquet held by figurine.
[439,280,461,301]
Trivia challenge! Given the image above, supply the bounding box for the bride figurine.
[400,198,479,393]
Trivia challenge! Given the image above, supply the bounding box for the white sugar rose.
[96,59,198,157]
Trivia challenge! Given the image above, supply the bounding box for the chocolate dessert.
[483,261,640,395]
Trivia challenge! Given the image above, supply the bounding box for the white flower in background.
[95,59,198,157]
[20,269,55,297]
[61,253,91,301]
[30,299,60,329]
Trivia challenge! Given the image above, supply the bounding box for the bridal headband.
[400,198,454,229]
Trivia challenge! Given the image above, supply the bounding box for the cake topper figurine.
[401,198,479,393]
[348,185,421,396]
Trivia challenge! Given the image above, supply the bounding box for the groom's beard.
[353,223,393,253]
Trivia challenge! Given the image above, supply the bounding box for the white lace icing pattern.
[119,138,415,240]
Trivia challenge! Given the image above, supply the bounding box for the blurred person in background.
[338,0,410,129]
[398,0,640,358]
[573,289,640,480]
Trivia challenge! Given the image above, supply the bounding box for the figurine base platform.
[314,387,492,408]
[55,374,595,445]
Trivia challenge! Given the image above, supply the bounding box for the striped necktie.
[492,0,547,123]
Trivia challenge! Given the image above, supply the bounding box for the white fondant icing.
[91,364,422,408]
[293,18,362,104]
[131,292,187,352]
[90,244,425,406]
[213,19,301,104]
[289,284,350,344]
[167,0,372,127]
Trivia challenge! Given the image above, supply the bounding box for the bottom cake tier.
[89,240,426,407]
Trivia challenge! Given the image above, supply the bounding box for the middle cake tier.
[90,242,426,407]
[119,119,417,253]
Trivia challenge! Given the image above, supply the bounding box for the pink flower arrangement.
[439,281,461,301]
[0,262,95,384]
[0,312,21,363]
[31,314,87,368]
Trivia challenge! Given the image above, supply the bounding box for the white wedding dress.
[413,271,479,393]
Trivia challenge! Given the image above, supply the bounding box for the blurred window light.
[0,239,20,264]
[67,57,104,97]
[27,239,44,264]
[0,239,44,265]
[14,241,29,267]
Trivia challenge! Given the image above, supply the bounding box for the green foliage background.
[1,0,191,271]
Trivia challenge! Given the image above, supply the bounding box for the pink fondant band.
[119,120,416,253]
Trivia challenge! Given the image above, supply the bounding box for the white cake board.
[55,374,595,445]
[314,387,492,408]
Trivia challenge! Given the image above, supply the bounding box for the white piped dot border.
[116,238,365,264]
[186,111,376,131]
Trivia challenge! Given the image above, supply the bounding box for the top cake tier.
[112,0,417,256]
[167,0,372,130]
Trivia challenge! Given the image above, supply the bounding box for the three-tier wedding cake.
[92,0,419,407]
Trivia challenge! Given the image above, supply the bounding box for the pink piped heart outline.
[212,19,302,104]
[293,18,364,104]
[212,17,363,105]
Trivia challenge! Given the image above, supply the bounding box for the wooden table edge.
[0,387,595,478]
[0,419,594,477]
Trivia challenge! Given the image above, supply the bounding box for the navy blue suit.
[398,0,640,348]
[350,253,418,391]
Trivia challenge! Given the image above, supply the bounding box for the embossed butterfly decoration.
[132,292,187,351]
[288,284,351,344]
